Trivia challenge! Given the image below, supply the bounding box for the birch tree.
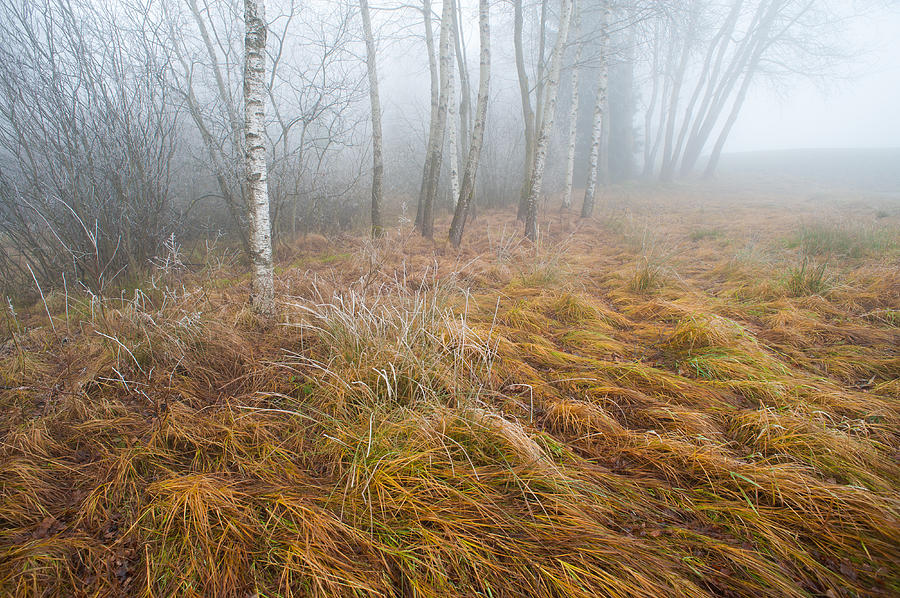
[453,0,471,171]
[580,0,610,219]
[702,0,782,177]
[420,0,454,238]
[360,0,384,237]
[667,0,745,177]
[244,0,274,316]
[642,14,678,179]
[562,0,581,210]
[524,0,573,241]
[448,0,490,247]
[415,0,439,230]
[447,31,460,208]
[638,0,842,180]
[658,2,700,182]
[513,0,536,221]
[641,17,663,178]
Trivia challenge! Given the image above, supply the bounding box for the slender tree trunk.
[513,0,535,221]
[703,69,755,178]
[187,0,243,165]
[453,0,471,163]
[524,0,573,241]
[244,0,274,317]
[175,58,250,252]
[581,90,603,218]
[447,29,460,208]
[704,3,782,178]
[516,0,548,220]
[681,0,771,175]
[534,0,548,136]
[448,0,489,248]
[360,0,383,237]
[598,92,610,184]
[642,19,661,178]
[416,0,438,229]
[420,0,454,238]
[179,4,249,251]
[619,17,636,180]
[667,0,743,176]
[580,1,609,218]
[562,0,580,210]
[644,26,675,179]
[658,5,697,183]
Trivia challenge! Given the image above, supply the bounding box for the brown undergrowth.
[1,186,899,597]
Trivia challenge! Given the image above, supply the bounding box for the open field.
[718,148,900,194]
[1,183,899,597]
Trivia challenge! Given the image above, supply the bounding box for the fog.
[3,2,900,593]
[2,0,899,297]
[374,0,900,191]
[732,5,900,150]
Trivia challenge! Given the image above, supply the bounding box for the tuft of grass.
[629,256,666,293]
[625,226,680,295]
[727,407,896,491]
[287,279,496,411]
[516,234,573,287]
[688,227,723,242]
[665,314,747,353]
[546,292,601,324]
[784,257,833,296]
[788,220,897,258]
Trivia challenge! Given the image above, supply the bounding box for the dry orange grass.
[1,185,898,597]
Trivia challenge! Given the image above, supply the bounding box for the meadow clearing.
[1,182,898,597]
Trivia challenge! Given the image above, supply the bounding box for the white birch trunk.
[452,0,471,166]
[448,0,489,247]
[581,85,603,218]
[562,0,580,210]
[416,0,439,229]
[580,1,609,219]
[244,0,274,316]
[534,0,548,140]
[513,0,536,220]
[421,0,454,238]
[360,0,384,236]
[447,34,460,208]
[524,0,573,241]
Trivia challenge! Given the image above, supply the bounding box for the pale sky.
[728,4,900,151]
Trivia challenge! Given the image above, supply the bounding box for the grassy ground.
[1,184,899,597]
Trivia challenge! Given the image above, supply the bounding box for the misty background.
[733,4,900,151]
[1,0,898,298]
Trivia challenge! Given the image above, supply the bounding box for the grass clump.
[665,314,747,353]
[545,292,602,325]
[727,408,897,491]
[517,238,571,287]
[290,281,496,411]
[688,227,723,242]
[625,228,680,295]
[629,256,665,293]
[788,220,897,258]
[784,257,833,296]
